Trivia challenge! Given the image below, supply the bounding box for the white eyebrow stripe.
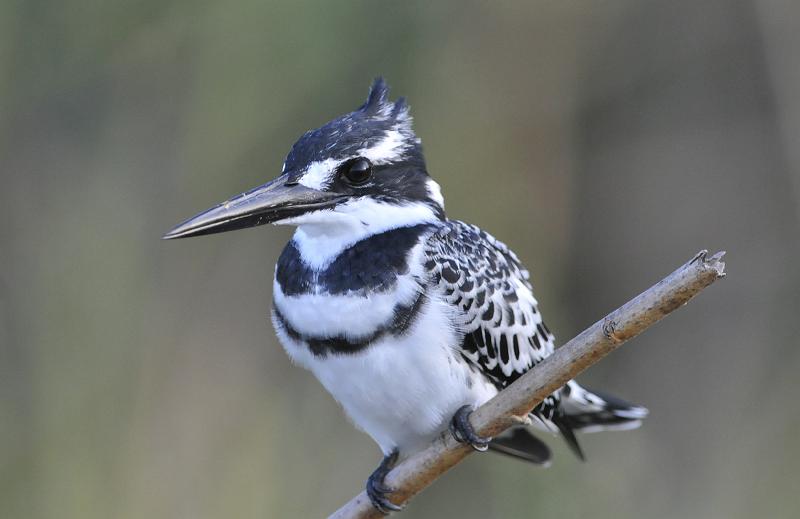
[358,126,410,165]
[298,158,342,190]
[298,122,414,189]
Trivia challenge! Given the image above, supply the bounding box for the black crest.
[360,77,409,120]
[283,78,419,178]
[363,77,390,111]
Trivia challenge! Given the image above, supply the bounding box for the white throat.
[275,198,438,270]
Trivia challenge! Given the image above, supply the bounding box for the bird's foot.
[449,404,492,452]
[366,450,404,514]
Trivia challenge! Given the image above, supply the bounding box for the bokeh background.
[2,1,799,518]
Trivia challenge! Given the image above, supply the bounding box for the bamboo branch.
[331,250,726,519]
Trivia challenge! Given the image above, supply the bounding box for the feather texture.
[423,221,560,423]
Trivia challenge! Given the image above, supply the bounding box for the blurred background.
[2,1,799,518]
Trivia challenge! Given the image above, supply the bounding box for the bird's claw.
[366,450,404,514]
[366,480,403,514]
[450,404,492,451]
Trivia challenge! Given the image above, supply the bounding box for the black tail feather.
[488,428,552,465]
[487,383,646,465]
[560,382,648,433]
[553,419,586,461]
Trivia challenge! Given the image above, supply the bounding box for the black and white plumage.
[164,78,647,510]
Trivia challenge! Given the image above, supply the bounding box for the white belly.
[273,295,498,455]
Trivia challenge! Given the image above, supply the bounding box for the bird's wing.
[423,221,557,399]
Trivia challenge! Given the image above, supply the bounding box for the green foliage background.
[2,2,799,517]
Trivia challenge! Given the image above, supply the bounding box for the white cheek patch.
[298,158,342,190]
[334,198,437,230]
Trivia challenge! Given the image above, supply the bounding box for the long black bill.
[162,175,343,240]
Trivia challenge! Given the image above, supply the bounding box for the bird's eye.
[340,158,373,185]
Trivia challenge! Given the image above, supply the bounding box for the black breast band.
[273,292,426,357]
[275,224,433,296]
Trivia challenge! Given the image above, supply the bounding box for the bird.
[164,78,648,513]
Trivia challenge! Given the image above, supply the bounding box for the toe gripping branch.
[449,405,492,452]
[366,406,491,514]
[366,450,403,514]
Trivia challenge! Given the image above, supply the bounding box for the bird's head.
[163,78,444,240]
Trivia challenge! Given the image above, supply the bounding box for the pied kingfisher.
[164,78,647,513]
